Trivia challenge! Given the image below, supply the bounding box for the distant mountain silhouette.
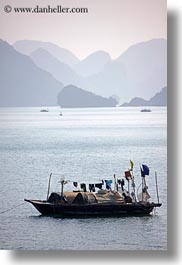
[83,39,167,103]
[116,39,167,101]
[57,85,118,108]
[73,51,111,77]
[0,40,63,107]
[13,40,79,67]
[30,48,79,85]
[148,87,167,106]
[121,87,167,106]
[13,39,167,104]
[121,97,147,107]
[11,38,167,105]
[85,61,126,101]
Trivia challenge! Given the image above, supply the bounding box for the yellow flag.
[130,160,134,170]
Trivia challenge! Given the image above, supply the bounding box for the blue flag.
[140,167,145,178]
[142,164,150,176]
[105,180,112,190]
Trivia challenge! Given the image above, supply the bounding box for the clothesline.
[50,174,115,185]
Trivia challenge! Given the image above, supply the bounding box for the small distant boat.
[140,108,151,112]
[40,108,49,112]
[25,162,162,217]
[59,112,63,116]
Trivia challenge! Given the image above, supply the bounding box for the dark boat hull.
[25,199,162,217]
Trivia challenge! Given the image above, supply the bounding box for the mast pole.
[131,170,135,193]
[155,171,160,204]
[114,174,116,191]
[47,173,52,201]
[142,177,144,202]
[61,180,64,200]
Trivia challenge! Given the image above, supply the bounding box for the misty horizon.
[10,37,167,61]
[0,37,167,106]
[0,0,167,59]
[0,0,167,106]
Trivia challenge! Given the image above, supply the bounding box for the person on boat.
[131,191,136,202]
[142,187,151,202]
[122,190,132,203]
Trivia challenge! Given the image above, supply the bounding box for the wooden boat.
[40,108,49,112]
[25,195,161,217]
[140,108,151,112]
[25,164,162,217]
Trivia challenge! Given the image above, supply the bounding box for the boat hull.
[25,199,161,217]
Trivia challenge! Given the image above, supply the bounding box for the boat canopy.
[72,192,97,204]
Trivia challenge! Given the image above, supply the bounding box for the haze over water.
[0,106,167,250]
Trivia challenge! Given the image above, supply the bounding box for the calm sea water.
[0,107,167,250]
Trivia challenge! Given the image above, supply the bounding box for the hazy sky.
[0,0,167,59]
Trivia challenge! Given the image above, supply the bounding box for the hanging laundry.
[95,183,103,189]
[117,179,121,185]
[80,183,86,192]
[73,182,78,188]
[121,179,125,191]
[89,184,95,192]
[105,180,112,190]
